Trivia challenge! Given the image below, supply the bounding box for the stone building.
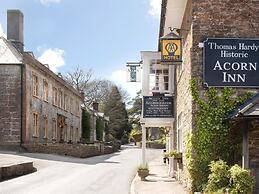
[157,0,259,192]
[0,10,83,149]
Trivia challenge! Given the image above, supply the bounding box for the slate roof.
[228,93,259,119]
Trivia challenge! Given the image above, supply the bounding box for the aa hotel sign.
[204,38,259,87]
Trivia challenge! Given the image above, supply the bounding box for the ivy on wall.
[96,118,104,141]
[187,79,252,192]
[82,109,91,141]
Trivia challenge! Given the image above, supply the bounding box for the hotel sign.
[161,39,182,63]
[143,96,174,118]
[204,38,259,87]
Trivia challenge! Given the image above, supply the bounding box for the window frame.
[32,73,39,97]
[43,115,48,139]
[32,112,39,137]
[43,79,49,102]
[52,118,57,140]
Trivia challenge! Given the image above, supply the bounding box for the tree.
[64,67,112,106]
[104,85,129,140]
[127,90,142,130]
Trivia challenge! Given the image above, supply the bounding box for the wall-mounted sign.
[204,38,259,87]
[143,96,174,118]
[126,62,141,82]
[161,39,182,63]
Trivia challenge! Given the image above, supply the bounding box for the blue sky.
[0,0,161,97]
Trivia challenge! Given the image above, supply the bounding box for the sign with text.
[143,96,174,118]
[204,38,259,87]
[126,64,141,82]
[161,39,182,63]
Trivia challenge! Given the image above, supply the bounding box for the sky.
[0,0,162,98]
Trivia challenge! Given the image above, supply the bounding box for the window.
[70,98,74,114]
[70,126,73,141]
[52,119,57,139]
[44,115,48,138]
[52,87,58,106]
[32,74,39,97]
[64,94,68,111]
[43,79,48,102]
[76,100,80,116]
[177,113,183,152]
[64,124,67,142]
[58,89,63,108]
[149,64,169,92]
[33,112,39,137]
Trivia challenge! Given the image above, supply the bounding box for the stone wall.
[192,0,259,79]
[0,65,21,146]
[22,143,114,158]
[174,0,259,188]
[175,0,193,187]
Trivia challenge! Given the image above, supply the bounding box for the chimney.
[93,101,99,111]
[7,10,24,52]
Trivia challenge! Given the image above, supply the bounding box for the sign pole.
[141,123,146,165]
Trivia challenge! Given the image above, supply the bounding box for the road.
[0,146,162,194]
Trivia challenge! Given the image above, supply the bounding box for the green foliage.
[168,150,182,158]
[138,164,149,170]
[82,109,91,141]
[129,128,142,142]
[205,160,230,193]
[229,165,254,194]
[184,132,193,180]
[104,85,129,140]
[188,79,252,192]
[96,118,104,141]
[204,161,255,194]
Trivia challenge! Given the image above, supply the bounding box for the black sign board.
[204,38,259,87]
[143,96,174,118]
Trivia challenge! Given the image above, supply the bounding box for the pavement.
[130,156,188,194]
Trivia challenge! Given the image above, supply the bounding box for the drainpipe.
[20,64,24,146]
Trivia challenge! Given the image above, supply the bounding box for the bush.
[229,165,254,194]
[205,160,230,193]
[205,160,255,194]
[129,129,142,142]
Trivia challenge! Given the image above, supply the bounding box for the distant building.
[0,10,83,149]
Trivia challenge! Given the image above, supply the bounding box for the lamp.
[160,28,182,63]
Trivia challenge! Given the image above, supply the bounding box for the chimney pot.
[7,10,24,52]
[93,102,99,111]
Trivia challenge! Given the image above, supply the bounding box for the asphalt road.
[0,145,162,194]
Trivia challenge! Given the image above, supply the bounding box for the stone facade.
[22,53,82,145]
[0,38,83,148]
[160,0,259,190]
[0,65,22,146]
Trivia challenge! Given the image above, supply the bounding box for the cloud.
[111,69,141,99]
[37,0,62,6]
[148,0,162,19]
[0,23,7,38]
[38,48,65,73]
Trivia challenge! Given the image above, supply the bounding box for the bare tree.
[65,66,92,92]
[64,67,113,106]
